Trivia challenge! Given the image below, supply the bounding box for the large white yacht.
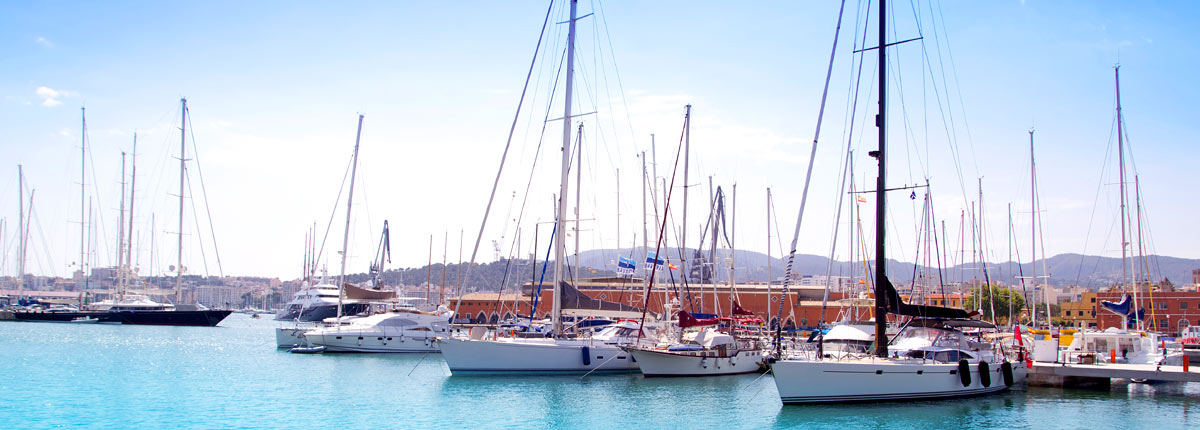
[275,283,369,322]
[302,306,453,353]
[439,320,648,373]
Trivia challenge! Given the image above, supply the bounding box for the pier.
[1029,361,1199,388]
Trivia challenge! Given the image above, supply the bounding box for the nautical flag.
[910,191,917,200]
[616,257,636,276]
[645,252,665,270]
[856,195,867,203]
[667,262,679,270]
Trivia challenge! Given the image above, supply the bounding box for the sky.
[0,0,1197,281]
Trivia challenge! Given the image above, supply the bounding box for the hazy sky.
[1,1,1196,281]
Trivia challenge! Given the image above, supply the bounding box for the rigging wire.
[452,0,556,314]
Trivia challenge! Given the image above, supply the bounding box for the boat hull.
[276,326,312,348]
[304,330,440,353]
[112,310,233,326]
[12,311,120,324]
[438,337,639,374]
[771,358,1027,404]
[626,347,764,377]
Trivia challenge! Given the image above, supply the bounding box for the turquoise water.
[2,314,1198,429]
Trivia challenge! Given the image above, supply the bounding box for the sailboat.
[102,99,232,326]
[769,0,1024,403]
[437,0,647,374]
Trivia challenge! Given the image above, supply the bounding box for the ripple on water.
[1,315,1198,429]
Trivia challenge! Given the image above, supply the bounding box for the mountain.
[341,248,1197,292]
[573,248,1199,289]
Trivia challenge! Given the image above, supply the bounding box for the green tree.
[964,284,1026,324]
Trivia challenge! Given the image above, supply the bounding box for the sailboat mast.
[1029,129,1037,327]
[551,0,579,335]
[1115,66,1137,329]
[17,165,25,302]
[80,107,87,291]
[641,151,647,277]
[426,234,432,303]
[682,104,691,280]
[336,114,365,321]
[118,152,127,297]
[872,0,888,358]
[176,98,187,304]
[441,231,447,305]
[574,123,582,285]
[128,134,137,292]
[766,187,772,321]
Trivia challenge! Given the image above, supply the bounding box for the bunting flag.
[616,257,637,276]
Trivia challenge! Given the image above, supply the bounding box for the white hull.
[438,337,639,374]
[304,331,439,353]
[276,327,310,348]
[772,358,1026,404]
[626,347,763,376]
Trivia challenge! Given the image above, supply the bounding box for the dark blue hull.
[113,310,233,326]
[12,311,120,323]
[13,309,232,326]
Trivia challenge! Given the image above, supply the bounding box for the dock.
[1029,361,1198,388]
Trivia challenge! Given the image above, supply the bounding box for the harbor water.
[2,314,1198,429]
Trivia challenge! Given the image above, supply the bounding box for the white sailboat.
[770,0,1025,404]
[438,0,644,374]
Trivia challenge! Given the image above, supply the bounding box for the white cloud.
[35,86,76,107]
[35,36,53,48]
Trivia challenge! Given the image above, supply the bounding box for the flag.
[645,252,664,266]
[616,257,636,276]
[667,262,678,270]
[856,195,867,203]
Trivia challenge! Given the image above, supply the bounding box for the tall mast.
[148,212,153,286]
[80,107,88,291]
[426,234,432,303]
[336,114,365,321]
[176,98,187,304]
[127,134,137,292]
[17,165,25,302]
[641,151,648,278]
[118,152,127,297]
[682,104,691,280]
[574,123,582,285]
[441,231,448,305]
[1008,203,1013,325]
[552,0,579,335]
[1115,66,1137,329]
[872,0,888,358]
[1029,129,1037,327]
[766,187,772,321]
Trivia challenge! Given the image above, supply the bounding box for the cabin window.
[800,318,809,327]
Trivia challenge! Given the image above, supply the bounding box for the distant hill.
[341,248,1198,292]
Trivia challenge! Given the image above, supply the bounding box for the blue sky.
[0,1,1196,281]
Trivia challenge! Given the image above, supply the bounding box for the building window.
[1181,302,1188,310]
[1090,297,1096,303]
